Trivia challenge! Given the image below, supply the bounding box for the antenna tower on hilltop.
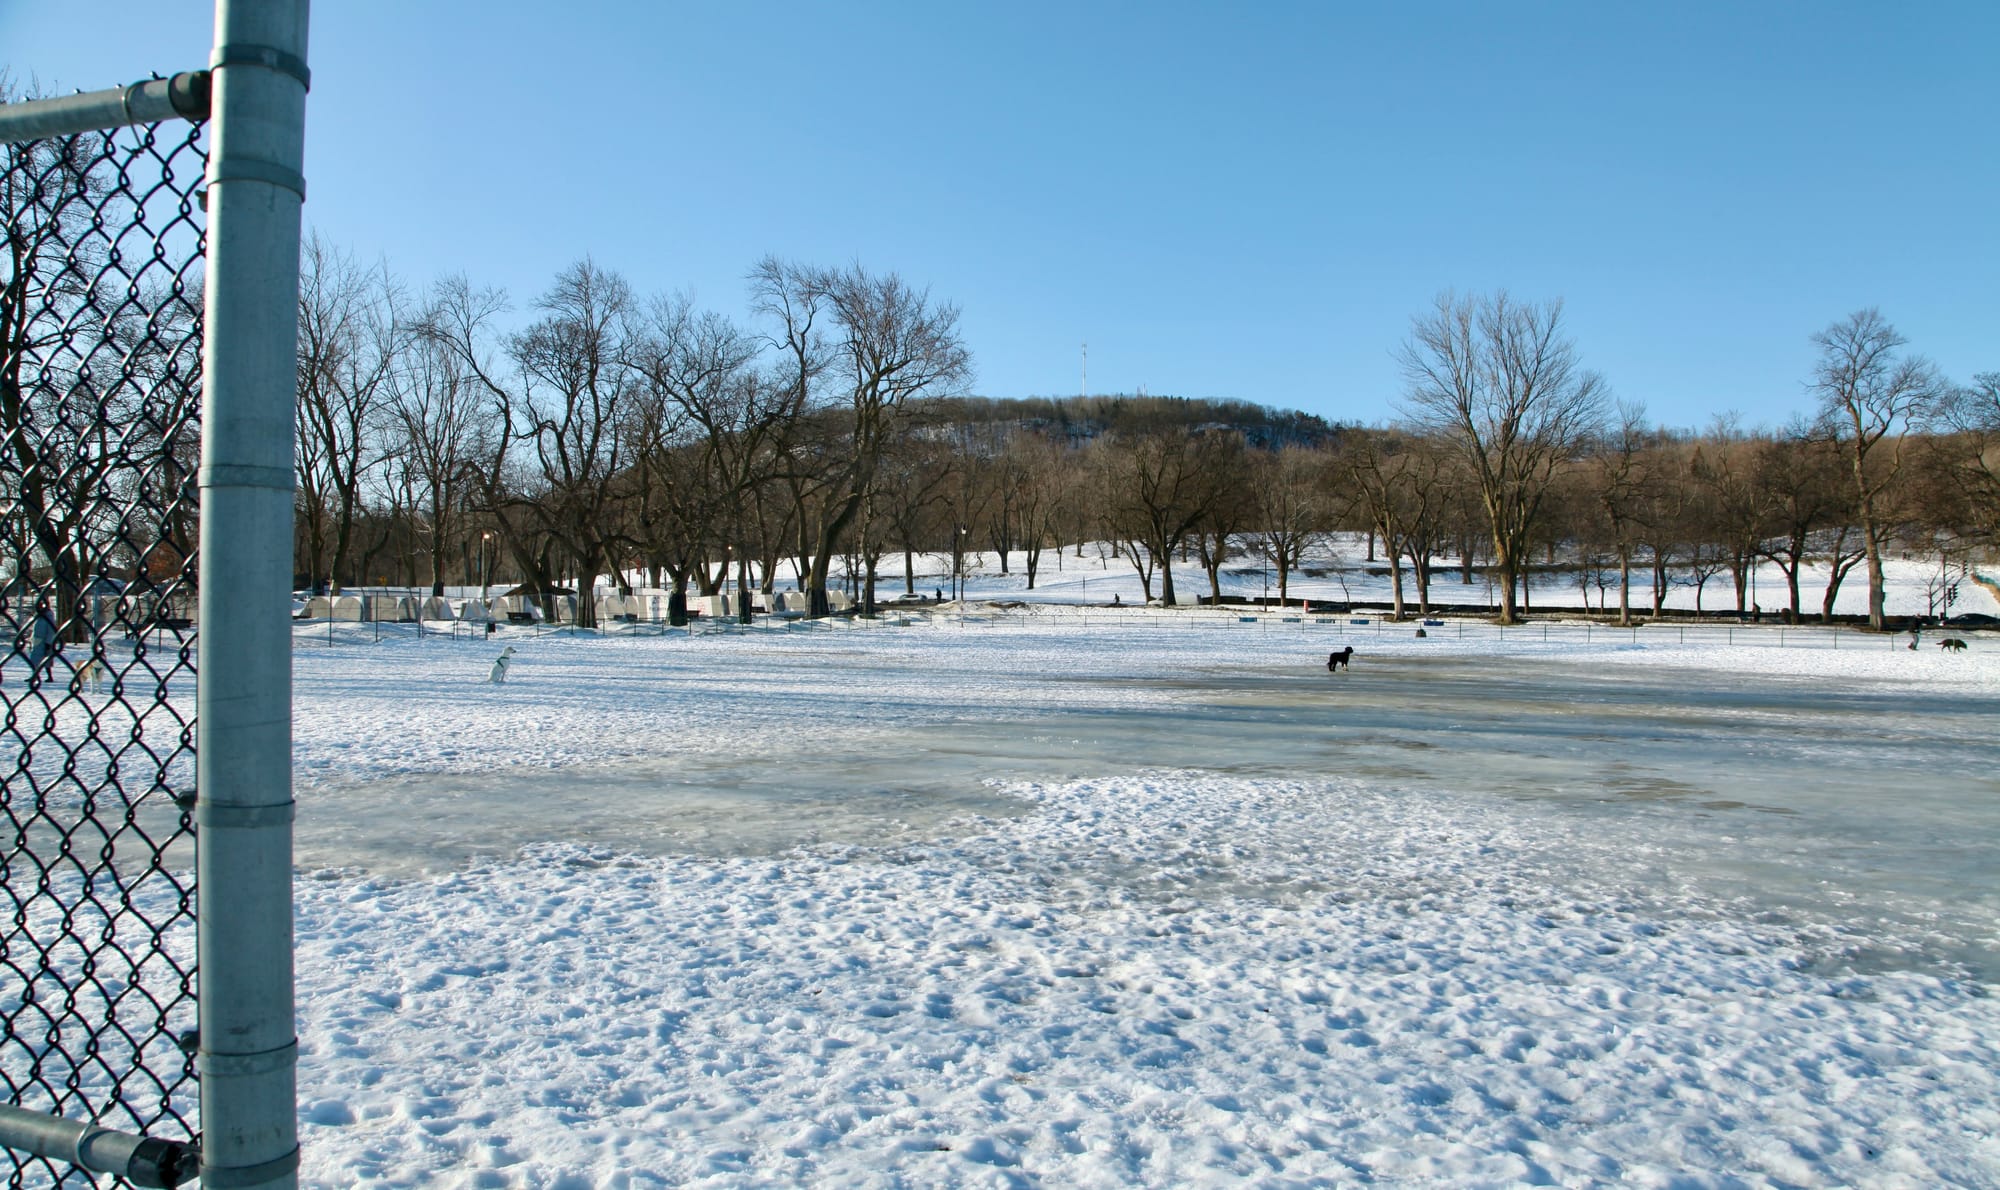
[1081,341,1087,400]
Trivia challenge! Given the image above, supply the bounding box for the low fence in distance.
[280,600,1984,654]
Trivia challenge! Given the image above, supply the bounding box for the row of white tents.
[296,589,857,624]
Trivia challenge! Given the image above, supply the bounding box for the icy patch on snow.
[278,619,2000,1185]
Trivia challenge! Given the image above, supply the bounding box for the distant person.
[934,587,942,603]
[25,606,56,682]
[1112,592,1121,606]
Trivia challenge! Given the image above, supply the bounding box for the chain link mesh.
[1,112,205,1186]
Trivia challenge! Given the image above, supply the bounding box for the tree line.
[295,244,1996,631]
[294,242,970,624]
[11,125,1992,640]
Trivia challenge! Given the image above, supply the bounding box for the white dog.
[488,645,518,684]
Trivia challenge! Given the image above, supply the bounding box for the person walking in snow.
[24,605,56,683]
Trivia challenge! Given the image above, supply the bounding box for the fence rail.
[278,598,1962,658]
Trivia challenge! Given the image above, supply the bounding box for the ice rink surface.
[282,611,1999,1187]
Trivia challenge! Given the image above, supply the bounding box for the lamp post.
[480,532,493,602]
[954,525,967,602]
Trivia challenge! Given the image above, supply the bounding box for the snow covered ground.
[884,539,2000,624]
[284,606,2000,1187]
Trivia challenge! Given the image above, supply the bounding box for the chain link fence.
[2,106,207,1187]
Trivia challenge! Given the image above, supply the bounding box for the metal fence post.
[198,2,309,1187]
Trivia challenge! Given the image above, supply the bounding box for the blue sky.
[6,2,1994,430]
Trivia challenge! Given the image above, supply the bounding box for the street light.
[480,532,493,601]
[954,525,967,602]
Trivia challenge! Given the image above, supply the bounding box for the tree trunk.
[1119,540,1156,601]
[1862,529,1887,631]
[430,523,448,598]
[1617,549,1632,627]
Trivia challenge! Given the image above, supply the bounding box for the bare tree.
[977,436,1026,577]
[1190,452,1256,606]
[1549,459,1613,612]
[1096,429,1244,607]
[387,314,485,595]
[3,118,203,638]
[937,444,996,602]
[294,236,405,592]
[2,112,105,638]
[1334,427,1456,620]
[1388,435,1457,615]
[634,296,781,597]
[622,403,716,598]
[1585,403,1654,625]
[876,432,955,595]
[1935,372,2000,554]
[753,259,970,617]
[1252,445,1329,607]
[1809,309,1943,630]
[627,298,774,605]
[1085,440,1151,600]
[425,275,565,612]
[1814,521,1869,623]
[1395,436,1460,615]
[1753,420,1848,621]
[1005,433,1071,591]
[504,261,640,623]
[1398,291,1610,623]
[1689,422,1767,616]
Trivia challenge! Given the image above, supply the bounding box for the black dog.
[1327,647,1353,672]
[1939,638,1968,652]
